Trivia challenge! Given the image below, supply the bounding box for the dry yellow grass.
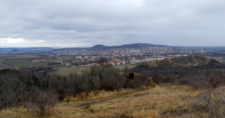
[69,84,201,117]
[67,86,152,102]
[0,84,217,118]
[134,110,159,118]
[76,84,201,118]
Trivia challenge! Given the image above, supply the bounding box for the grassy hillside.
[1,66,225,117]
[0,83,220,118]
[148,56,210,67]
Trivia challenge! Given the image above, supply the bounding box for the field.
[0,59,11,69]
[2,60,47,67]
[13,54,41,58]
[0,65,10,69]
[0,54,17,58]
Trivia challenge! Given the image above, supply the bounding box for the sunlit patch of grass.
[0,107,34,118]
[119,72,124,75]
[148,61,158,67]
[5,110,13,116]
[84,85,199,117]
[50,106,97,118]
[134,110,159,118]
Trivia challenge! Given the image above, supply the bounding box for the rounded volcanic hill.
[148,55,212,67]
[91,44,106,48]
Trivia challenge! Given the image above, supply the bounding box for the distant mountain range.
[1,43,225,51]
[57,43,167,51]
[90,43,225,50]
[91,43,168,49]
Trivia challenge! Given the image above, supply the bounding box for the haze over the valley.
[0,0,225,47]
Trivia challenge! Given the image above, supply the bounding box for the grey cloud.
[0,0,225,47]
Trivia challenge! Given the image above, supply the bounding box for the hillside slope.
[148,56,211,67]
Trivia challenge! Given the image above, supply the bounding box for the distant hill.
[92,44,107,49]
[11,49,20,52]
[91,43,167,49]
[116,43,154,48]
[131,55,225,73]
[148,56,212,67]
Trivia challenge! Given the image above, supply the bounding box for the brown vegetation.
[2,62,225,117]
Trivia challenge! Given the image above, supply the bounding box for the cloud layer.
[0,0,225,47]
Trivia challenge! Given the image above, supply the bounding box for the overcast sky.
[0,0,225,47]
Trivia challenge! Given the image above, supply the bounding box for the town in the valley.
[0,44,224,69]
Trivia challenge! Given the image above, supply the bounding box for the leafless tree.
[25,90,58,116]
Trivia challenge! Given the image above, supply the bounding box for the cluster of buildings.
[75,55,187,67]
[25,46,225,68]
[40,46,219,58]
[31,54,190,68]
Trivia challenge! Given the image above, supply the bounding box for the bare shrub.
[25,91,58,116]
[0,73,26,111]
[179,70,225,117]
[125,73,151,89]
[147,69,225,117]
[0,65,152,112]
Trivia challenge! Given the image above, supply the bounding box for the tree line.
[0,65,151,116]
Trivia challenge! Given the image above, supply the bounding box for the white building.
[76,56,82,59]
